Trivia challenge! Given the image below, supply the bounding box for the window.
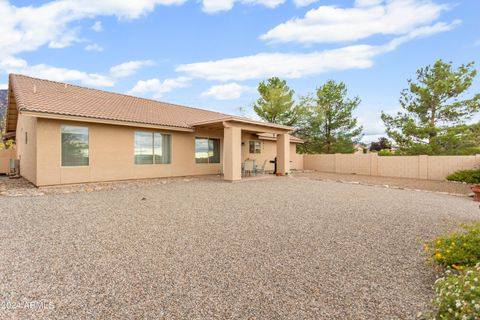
[154,133,171,164]
[249,141,261,154]
[134,131,171,164]
[61,125,89,166]
[25,132,28,144]
[195,138,220,164]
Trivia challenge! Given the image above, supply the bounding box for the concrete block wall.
[303,153,480,181]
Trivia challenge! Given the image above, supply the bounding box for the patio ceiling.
[191,117,293,135]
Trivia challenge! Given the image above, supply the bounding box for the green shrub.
[377,149,393,156]
[431,265,480,320]
[0,139,14,150]
[447,169,480,184]
[443,147,480,156]
[426,223,480,269]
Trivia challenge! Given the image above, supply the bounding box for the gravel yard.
[0,176,478,319]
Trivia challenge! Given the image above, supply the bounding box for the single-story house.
[4,74,303,186]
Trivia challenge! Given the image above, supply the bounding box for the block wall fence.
[301,153,480,181]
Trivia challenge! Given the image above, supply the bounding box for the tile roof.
[9,74,240,130]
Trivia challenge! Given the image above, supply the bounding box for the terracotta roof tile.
[10,74,230,129]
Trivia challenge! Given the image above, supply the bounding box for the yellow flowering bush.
[431,265,480,320]
[426,224,480,268]
[0,139,13,150]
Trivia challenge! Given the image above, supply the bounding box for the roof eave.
[256,135,304,144]
[189,117,293,132]
[19,110,195,132]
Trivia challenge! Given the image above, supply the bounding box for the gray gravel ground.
[0,176,479,319]
[292,171,474,196]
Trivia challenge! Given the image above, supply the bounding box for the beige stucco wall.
[223,126,242,181]
[276,134,290,175]
[11,117,304,186]
[35,118,224,186]
[16,114,37,184]
[303,153,480,181]
[290,144,304,170]
[241,133,303,171]
[241,133,275,172]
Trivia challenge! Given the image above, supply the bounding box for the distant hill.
[0,89,6,118]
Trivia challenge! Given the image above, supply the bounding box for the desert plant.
[426,223,480,269]
[430,266,480,320]
[370,137,391,152]
[377,149,393,156]
[0,139,14,150]
[447,169,480,184]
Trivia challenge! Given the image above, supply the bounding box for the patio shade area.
[192,119,292,181]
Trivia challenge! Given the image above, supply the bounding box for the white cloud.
[357,104,404,143]
[357,113,385,138]
[202,0,235,12]
[355,0,383,7]
[178,46,376,81]
[201,83,254,100]
[0,0,294,61]
[0,83,7,90]
[361,134,384,144]
[0,0,187,59]
[48,28,82,49]
[177,21,458,81]
[0,0,288,60]
[91,21,103,32]
[0,57,114,87]
[129,77,191,98]
[85,43,104,52]
[382,20,461,51]
[109,60,155,78]
[293,0,319,7]
[244,0,285,8]
[0,56,164,88]
[260,0,451,44]
[202,0,285,13]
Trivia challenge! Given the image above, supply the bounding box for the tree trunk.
[325,119,331,153]
[429,104,437,145]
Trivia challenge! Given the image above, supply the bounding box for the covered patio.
[190,117,293,181]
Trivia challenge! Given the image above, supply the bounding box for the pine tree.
[381,60,480,155]
[253,77,304,127]
[298,80,363,154]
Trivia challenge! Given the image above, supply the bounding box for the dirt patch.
[0,175,199,197]
[292,171,474,196]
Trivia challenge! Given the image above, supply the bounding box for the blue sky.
[1,0,479,141]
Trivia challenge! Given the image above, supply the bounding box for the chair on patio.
[243,159,256,177]
[255,159,268,175]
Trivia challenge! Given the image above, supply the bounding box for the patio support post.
[224,126,242,181]
[276,133,290,175]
